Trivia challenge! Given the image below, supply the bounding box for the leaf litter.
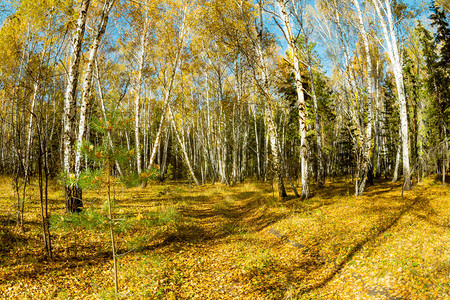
[0,176,449,299]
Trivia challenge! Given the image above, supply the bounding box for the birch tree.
[352,0,375,195]
[133,15,147,176]
[276,0,310,198]
[372,0,412,190]
[75,0,115,178]
[63,0,91,213]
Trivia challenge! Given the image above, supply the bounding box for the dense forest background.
[0,0,449,204]
[1,0,450,298]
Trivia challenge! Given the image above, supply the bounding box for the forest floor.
[0,175,449,299]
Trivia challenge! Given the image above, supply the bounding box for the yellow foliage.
[0,177,449,299]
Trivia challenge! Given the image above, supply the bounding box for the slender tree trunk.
[266,106,287,198]
[241,116,249,182]
[144,10,187,173]
[168,104,201,186]
[63,0,91,213]
[37,128,52,258]
[417,94,425,182]
[443,123,447,187]
[373,0,411,190]
[94,60,123,176]
[24,81,39,183]
[307,58,324,188]
[264,111,269,181]
[252,104,261,180]
[392,130,401,182]
[353,0,375,196]
[232,103,239,185]
[277,0,309,198]
[75,0,115,177]
[160,126,170,179]
[134,23,147,176]
[254,0,286,196]
[106,158,118,297]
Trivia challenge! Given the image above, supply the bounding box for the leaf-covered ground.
[0,176,449,299]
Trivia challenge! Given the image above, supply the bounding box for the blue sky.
[0,0,436,76]
[268,0,434,75]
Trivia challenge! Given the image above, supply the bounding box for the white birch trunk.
[307,57,324,188]
[63,0,90,212]
[372,0,411,190]
[168,104,201,186]
[252,104,262,180]
[24,81,39,180]
[252,1,286,195]
[277,0,309,198]
[75,0,114,177]
[232,103,238,185]
[392,127,402,182]
[353,0,375,195]
[134,23,146,175]
[266,105,287,197]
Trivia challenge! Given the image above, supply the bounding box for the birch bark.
[252,104,262,180]
[63,0,91,213]
[168,104,201,186]
[134,21,147,176]
[353,0,375,195]
[75,0,115,177]
[24,81,39,181]
[372,0,411,190]
[277,0,309,198]
[254,0,287,197]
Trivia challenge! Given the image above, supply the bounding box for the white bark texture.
[145,7,187,172]
[24,81,39,180]
[63,0,91,177]
[75,0,115,177]
[372,0,411,190]
[353,0,374,196]
[168,104,201,186]
[253,1,287,197]
[278,0,309,198]
[134,22,147,175]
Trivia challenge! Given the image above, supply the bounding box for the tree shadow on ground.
[133,189,290,253]
[313,182,352,199]
[312,178,402,200]
[293,195,423,296]
[2,179,444,298]
[180,192,288,232]
[0,226,112,283]
[0,215,44,259]
[245,187,433,299]
[411,195,450,229]
[0,246,112,284]
[2,185,284,283]
[434,174,450,185]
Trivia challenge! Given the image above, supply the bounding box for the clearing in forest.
[0,176,449,299]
